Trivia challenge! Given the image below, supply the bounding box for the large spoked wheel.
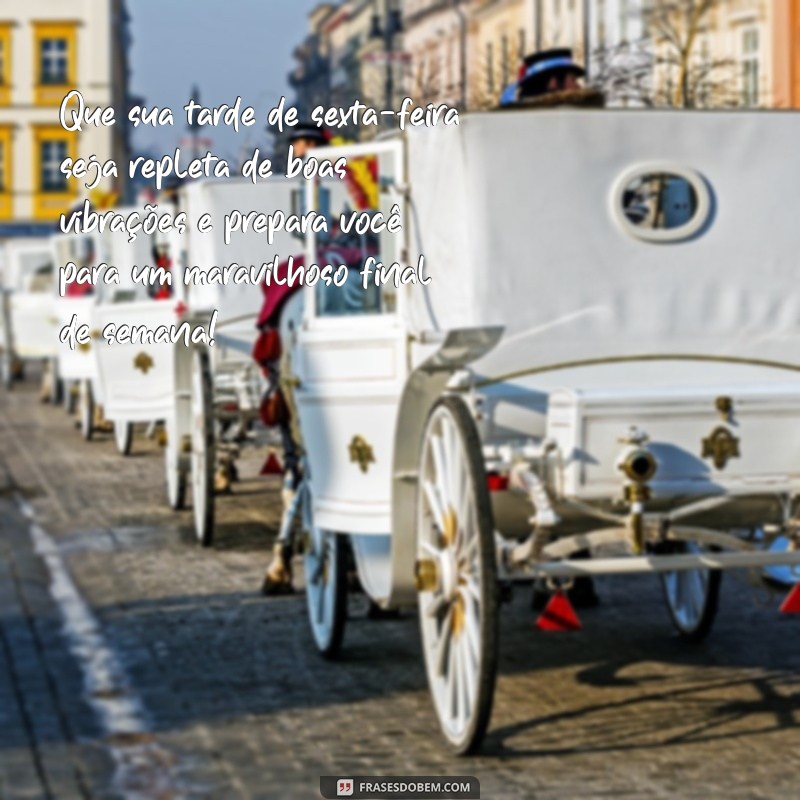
[417,396,499,755]
[191,347,215,546]
[79,380,94,441]
[0,350,14,390]
[165,422,188,511]
[64,380,78,414]
[114,420,133,456]
[303,486,347,659]
[47,359,63,405]
[661,541,721,641]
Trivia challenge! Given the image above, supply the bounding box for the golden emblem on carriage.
[133,352,154,374]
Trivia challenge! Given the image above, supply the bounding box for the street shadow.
[68,573,800,760]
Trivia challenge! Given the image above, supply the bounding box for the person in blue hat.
[499,47,604,108]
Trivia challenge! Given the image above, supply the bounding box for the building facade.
[0,0,130,235]
[773,0,800,107]
[294,0,797,122]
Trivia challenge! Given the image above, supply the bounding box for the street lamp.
[369,0,403,111]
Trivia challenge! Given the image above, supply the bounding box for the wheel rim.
[418,405,485,747]
[304,522,341,652]
[663,542,711,633]
[190,349,213,543]
[115,421,131,455]
[165,423,185,510]
[80,381,93,439]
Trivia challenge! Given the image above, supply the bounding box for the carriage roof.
[400,109,800,377]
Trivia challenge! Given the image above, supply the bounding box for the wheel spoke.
[424,593,447,618]
[423,479,446,534]
[430,434,450,519]
[463,593,481,664]
[443,416,461,504]
[447,635,460,727]
[458,635,475,720]
[434,607,453,678]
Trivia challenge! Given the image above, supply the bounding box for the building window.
[40,37,68,84]
[501,34,510,84]
[486,42,494,94]
[41,139,67,191]
[741,27,759,106]
[32,22,77,105]
[518,28,526,60]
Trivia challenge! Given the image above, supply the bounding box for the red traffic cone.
[779,584,800,614]
[536,591,582,632]
[260,450,284,476]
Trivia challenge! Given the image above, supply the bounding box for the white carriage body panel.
[91,300,179,422]
[51,232,106,389]
[89,209,171,423]
[403,111,800,378]
[547,384,800,500]
[295,324,406,534]
[292,142,407,538]
[3,238,57,359]
[55,297,99,383]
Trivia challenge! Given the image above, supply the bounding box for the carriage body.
[51,232,104,403]
[165,178,303,540]
[90,210,176,426]
[1,237,57,362]
[177,177,301,418]
[290,110,800,751]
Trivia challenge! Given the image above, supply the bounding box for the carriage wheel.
[114,420,133,456]
[416,396,499,755]
[64,380,77,414]
[191,347,215,546]
[303,487,347,658]
[0,350,13,390]
[47,358,63,405]
[661,541,721,641]
[165,422,187,511]
[79,380,94,441]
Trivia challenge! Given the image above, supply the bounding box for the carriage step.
[536,592,582,632]
[779,584,800,614]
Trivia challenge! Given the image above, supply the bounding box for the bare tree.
[641,0,737,108]
[591,0,741,108]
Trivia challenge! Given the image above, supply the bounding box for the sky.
[127,0,322,162]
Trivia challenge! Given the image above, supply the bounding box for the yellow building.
[0,0,129,236]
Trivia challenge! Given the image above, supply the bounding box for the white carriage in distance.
[0,237,57,391]
[51,230,108,426]
[275,109,800,754]
[87,183,298,542]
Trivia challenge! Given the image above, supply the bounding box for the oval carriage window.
[612,164,711,242]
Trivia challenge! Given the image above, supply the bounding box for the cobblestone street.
[1,374,800,800]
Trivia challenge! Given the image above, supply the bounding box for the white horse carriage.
[162,177,299,545]
[51,230,106,424]
[276,109,800,753]
[90,208,177,455]
[0,237,57,391]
